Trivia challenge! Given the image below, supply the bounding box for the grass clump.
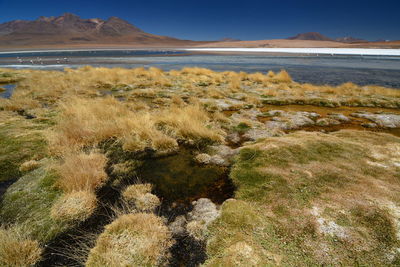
[157,104,224,144]
[50,190,97,223]
[0,227,42,267]
[55,151,108,193]
[122,183,152,199]
[0,70,22,83]
[48,97,178,153]
[49,151,107,224]
[122,184,160,212]
[86,213,173,267]
[19,159,41,172]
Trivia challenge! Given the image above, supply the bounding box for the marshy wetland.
[0,66,400,266]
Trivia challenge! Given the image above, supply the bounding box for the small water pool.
[138,149,234,206]
[0,83,16,98]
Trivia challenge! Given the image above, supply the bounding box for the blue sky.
[0,0,399,41]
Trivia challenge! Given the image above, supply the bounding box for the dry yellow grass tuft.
[19,159,41,172]
[56,151,108,193]
[0,227,43,267]
[86,213,173,267]
[122,184,160,212]
[122,183,152,199]
[158,104,225,143]
[48,96,223,154]
[48,97,178,154]
[50,191,97,223]
[180,67,215,76]
[272,70,292,83]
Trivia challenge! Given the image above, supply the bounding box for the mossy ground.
[0,166,69,243]
[0,111,47,182]
[205,130,400,266]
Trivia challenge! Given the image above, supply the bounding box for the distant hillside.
[218,38,242,42]
[335,37,368,43]
[0,13,198,47]
[288,32,333,41]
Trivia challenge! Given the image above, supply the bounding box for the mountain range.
[0,13,197,47]
[288,32,367,43]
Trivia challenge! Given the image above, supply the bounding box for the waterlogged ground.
[0,67,400,266]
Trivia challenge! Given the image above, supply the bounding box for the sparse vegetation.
[50,190,97,223]
[86,213,173,267]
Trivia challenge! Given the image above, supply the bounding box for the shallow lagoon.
[0,49,400,88]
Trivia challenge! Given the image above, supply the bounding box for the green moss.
[231,136,358,206]
[0,72,22,83]
[205,200,264,261]
[0,113,47,182]
[206,131,400,266]
[351,206,399,247]
[233,122,251,134]
[0,166,69,243]
[205,200,318,266]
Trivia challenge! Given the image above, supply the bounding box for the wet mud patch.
[259,104,400,137]
[0,178,17,200]
[261,104,400,115]
[137,148,235,267]
[169,236,207,267]
[138,149,235,207]
[38,185,121,267]
[292,122,400,137]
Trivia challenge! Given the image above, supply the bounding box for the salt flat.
[184,47,400,56]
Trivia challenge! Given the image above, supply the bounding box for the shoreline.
[0,47,398,57]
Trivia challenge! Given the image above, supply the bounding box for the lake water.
[0,49,400,88]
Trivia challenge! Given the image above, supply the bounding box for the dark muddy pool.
[138,149,234,206]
